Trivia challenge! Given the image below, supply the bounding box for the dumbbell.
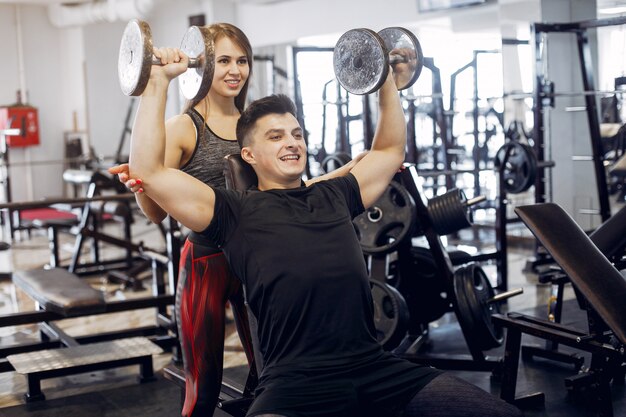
[117,19,215,100]
[333,27,424,95]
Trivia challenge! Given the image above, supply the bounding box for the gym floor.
[0,202,624,417]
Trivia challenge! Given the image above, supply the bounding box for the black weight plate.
[453,265,503,351]
[395,247,451,325]
[370,280,409,351]
[353,181,416,254]
[428,188,472,235]
[321,152,352,173]
[494,142,537,194]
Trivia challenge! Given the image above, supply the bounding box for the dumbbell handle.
[150,56,201,68]
[389,53,409,65]
[487,287,523,304]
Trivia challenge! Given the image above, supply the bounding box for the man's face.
[242,112,307,188]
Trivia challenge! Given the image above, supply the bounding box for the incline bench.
[493,203,626,417]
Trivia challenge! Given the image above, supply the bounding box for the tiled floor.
[0,199,624,417]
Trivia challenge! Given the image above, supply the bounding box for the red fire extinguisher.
[0,104,40,147]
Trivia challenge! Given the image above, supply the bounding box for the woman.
[112,23,255,417]
[110,22,363,417]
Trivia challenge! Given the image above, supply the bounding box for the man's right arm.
[128,48,216,232]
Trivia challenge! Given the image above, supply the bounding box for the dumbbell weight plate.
[179,25,215,101]
[377,27,423,91]
[118,19,154,97]
[333,28,389,95]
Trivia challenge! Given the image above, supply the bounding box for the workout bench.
[523,203,626,368]
[493,203,626,417]
[0,249,177,401]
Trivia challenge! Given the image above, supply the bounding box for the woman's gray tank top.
[181,108,241,189]
[182,108,241,246]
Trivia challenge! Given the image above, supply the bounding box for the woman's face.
[210,36,250,99]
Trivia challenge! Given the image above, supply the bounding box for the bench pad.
[12,268,106,317]
[515,203,626,344]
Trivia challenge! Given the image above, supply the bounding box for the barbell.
[118,19,214,100]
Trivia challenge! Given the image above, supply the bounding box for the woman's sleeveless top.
[182,108,241,247]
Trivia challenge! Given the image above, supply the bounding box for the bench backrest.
[589,203,626,260]
[515,203,626,344]
[223,154,263,376]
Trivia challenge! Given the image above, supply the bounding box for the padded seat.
[224,154,257,191]
[12,268,105,317]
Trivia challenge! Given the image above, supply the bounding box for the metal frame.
[531,16,626,223]
[388,164,504,373]
[494,311,624,417]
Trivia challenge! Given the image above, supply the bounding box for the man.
[128,46,521,417]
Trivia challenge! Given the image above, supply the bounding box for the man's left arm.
[349,71,406,208]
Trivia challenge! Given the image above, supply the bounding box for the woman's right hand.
[108,163,144,193]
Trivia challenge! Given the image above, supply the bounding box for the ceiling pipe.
[48,0,157,28]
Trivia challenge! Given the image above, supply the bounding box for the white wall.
[0,0,615,217]
[0,4,75,201]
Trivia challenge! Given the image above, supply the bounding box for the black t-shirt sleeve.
[323,173,365,219]
[200,188,243,247]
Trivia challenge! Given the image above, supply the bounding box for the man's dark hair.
[236,94,297,148]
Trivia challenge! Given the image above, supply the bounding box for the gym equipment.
[320,151,352,173]
[393,247,472,327]
[353,181,417,254]
[353,183,484,255]
[521,203,626,371]
[118,19,214,100]
[494,141,537,194]
[493,141,556,195]
[378,27,423,91]
[453,265,522,351]
[0,251,176,401]
[428,188,485,236]
[370,279,410,350]
[494,203,626,416]
[366,164,522,372]
[333,27,423,95]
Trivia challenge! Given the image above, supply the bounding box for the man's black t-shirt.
[203,174,383,374]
